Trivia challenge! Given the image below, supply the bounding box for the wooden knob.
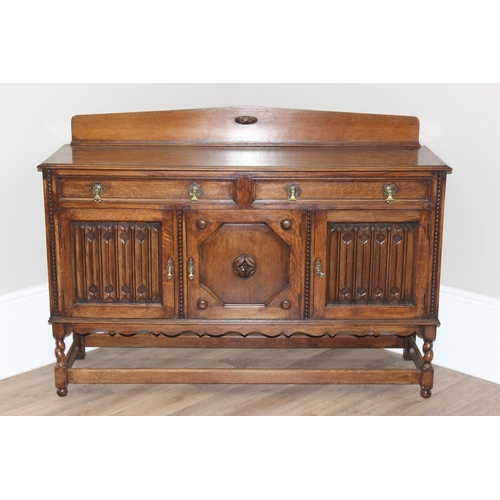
[197,219,208,230]
[197,299,208,310]
[281,219,292,230]
[281,300,291,310]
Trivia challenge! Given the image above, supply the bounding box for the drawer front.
[59,177,236,204]
[253,178,432,205]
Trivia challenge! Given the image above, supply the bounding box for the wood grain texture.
[71,221,162,304]
[58,209,175,319]
[185,209,304,320]
[59,177,237,204]
[326,222,417,306]
[1,348,498,416]
[70,106,420,145]
[67,367,421,385]
[38,145,450,171]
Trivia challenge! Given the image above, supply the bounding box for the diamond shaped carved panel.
[200,223,290,306]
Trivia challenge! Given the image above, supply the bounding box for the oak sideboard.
[38,106,451,397]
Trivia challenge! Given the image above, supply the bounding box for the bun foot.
[420,388,432,399]
[57,388,68,397]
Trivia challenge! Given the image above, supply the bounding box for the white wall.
[1,83,499,382]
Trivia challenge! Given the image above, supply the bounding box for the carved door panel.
[186,210,304,319]
[59,209,175,318]
[312,210,431,320]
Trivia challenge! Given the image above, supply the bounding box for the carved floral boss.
[232,254,257,278]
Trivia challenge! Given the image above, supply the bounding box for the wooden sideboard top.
[38,145,450,172]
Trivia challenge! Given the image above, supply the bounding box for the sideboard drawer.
[253,178,432,205]
[59,177,236,204]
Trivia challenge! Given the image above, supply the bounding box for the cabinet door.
[312,210,431,320]
[59,208,175,319]
[186,210,304,319]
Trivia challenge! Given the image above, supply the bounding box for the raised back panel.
[71,106,420,146]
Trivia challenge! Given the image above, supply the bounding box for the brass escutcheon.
[166,258,174,280]
[187,258,195,280]
[314,259,326,279]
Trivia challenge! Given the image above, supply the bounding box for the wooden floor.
[2,346,500,415]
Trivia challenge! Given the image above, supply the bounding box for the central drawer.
[253,177,432,205]
[58,177,237,204]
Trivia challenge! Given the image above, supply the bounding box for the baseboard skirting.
[1,283,500,385]
[0,284,54,380]
[436,285,500,386]
[0,283,49,308]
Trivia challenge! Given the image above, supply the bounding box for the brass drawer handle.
[188,183,202,203]
[166,258,174,280]
[90,182,105,203]
[187,258,195,280]
[382,182,397,204]
[286,183,301,203]
[314,259,326,279]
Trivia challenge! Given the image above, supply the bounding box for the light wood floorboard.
[1,347,499,416]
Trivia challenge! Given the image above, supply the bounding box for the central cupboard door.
[186,210,305,319]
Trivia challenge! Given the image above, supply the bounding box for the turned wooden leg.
[420,326,436,398]
[53,324,68,397]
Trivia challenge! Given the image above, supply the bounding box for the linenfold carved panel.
[327,222,417,306]
[72,221,161,304]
